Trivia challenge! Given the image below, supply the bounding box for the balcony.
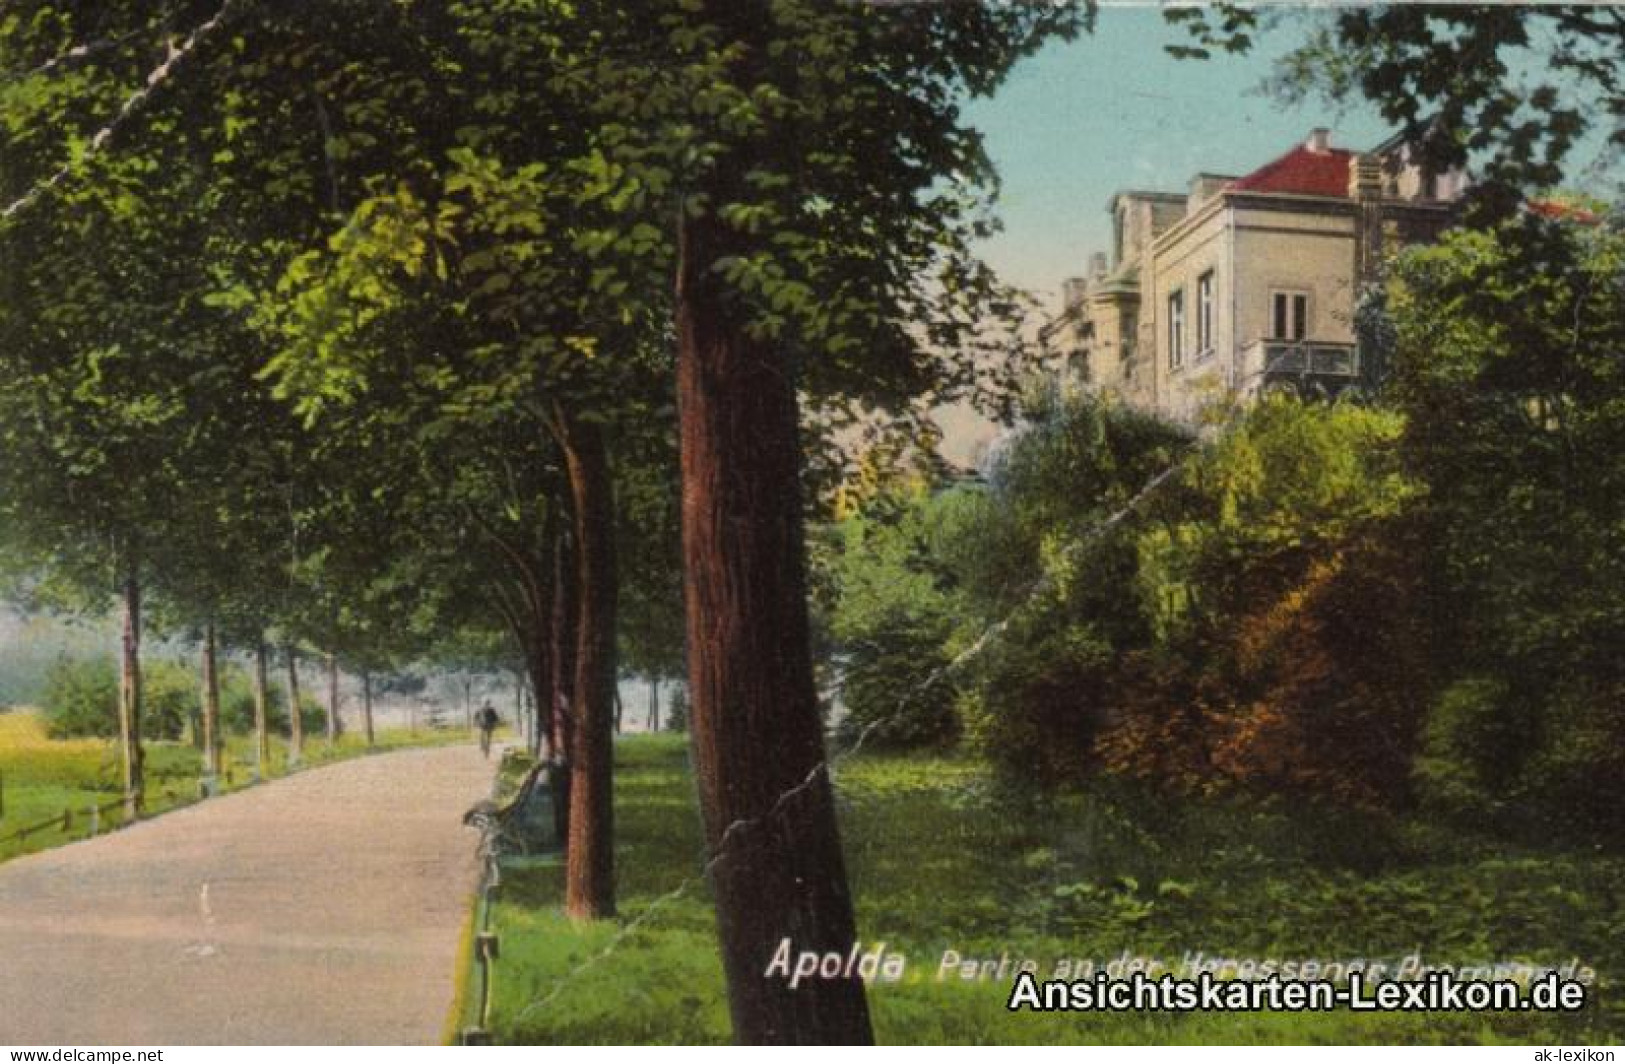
[1237,339,1361,399]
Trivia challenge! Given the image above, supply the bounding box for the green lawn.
[483,735,1622,1045]
[0,708,474,864]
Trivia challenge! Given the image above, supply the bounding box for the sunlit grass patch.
[0,706,474,863]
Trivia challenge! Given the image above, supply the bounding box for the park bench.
[463,756,566,858]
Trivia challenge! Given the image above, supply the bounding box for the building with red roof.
[1041,129,1464,421]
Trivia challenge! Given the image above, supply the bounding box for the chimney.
[1350,153,1385,284]
[1348,153,1382,201]
[1187,173,1235,214]
[1061,277,1089,308]
[1306,127,1332,154]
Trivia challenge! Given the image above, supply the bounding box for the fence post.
[89,803,99,836]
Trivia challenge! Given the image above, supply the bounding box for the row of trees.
[0,0,1085,1043]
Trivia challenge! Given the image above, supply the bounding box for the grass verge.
[0,708,478,864]
[482,734,1622,1045]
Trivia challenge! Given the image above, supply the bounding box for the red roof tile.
[1230,144,1354,198]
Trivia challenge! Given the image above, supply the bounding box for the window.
[1196,271,1215,356]
[1271,291,1309,341]
[1168,289,1185,368]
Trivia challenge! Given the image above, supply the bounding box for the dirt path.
[0,744,495,1045]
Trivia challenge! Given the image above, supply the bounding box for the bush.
[220,666,261,734]
[41,656,119,739]
[1097,397,1428,807]
[42,656,190,741]
[1513,680,1625,839]
[142,660,196,742]
[825,487,979,750]
[964,392,1191,780]
[1413,677,1519,821]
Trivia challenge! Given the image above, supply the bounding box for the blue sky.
[965,7,1393,310]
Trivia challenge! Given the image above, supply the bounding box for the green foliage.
[139,660,196,743]
[1386,213,1625,836]
[42,655,194,744]
[217,664,319,736]
[1414,678,1520,822]
[219,667,261,736]
[956,388,1192,780]
[823,487,983,749]
[1096,396,1432,805]
[828,387,1435,805]
[40,656,119,740]
[1140,394,1414,637]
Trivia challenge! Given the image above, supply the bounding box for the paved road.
[0,745,495,1045]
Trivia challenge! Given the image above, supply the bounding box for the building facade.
[1039,129,1463,422]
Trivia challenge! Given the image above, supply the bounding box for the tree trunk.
[325,652,340,747]
[532,507,558,760]
[201,622,222,781]
[528,635,551,759]
[118,575,145,819]
[550,525,578,760]
[252,639,270,778]
[675,212,873,1044]
[649,677,660,733]
[362,670,375,747]
[514,668,527,752]
[559,411,617,921]
[285,644,303,765]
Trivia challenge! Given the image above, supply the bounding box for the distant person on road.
[476,701,500,758]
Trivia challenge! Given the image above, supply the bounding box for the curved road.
[0,745,494,1045]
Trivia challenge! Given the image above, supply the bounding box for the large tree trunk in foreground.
[675,213,873,1045]
[325,652,340,747]
[118,575,145,819]
[362,670,375,747]
[559,411,617,921]
[285,645,303,765]
[252,639,270,777]
[201,622,222,780]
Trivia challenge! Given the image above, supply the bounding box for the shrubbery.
[41,655,324,744]
[822,215,1625,835]
[43,656,190,741]
[41,656,120,739]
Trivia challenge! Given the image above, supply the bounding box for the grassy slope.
[487,735,1622,1045]
[0,709,474,863]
